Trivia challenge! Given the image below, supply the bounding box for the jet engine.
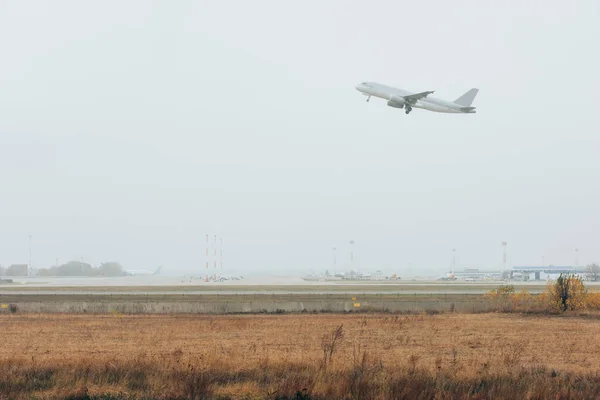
[387,96,406,109]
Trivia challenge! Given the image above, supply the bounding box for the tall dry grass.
[2,313,600,399]
[485,277,600,314]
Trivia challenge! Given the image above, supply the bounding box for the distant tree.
[54,261,93,276]
[5,264,28,276]
[36,261,125,277]
[585,264,600,282]
[98,262,125,276]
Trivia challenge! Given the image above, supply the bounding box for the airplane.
[214,274,243,282]
[436,272,457,281]
[124,266,162,276]
[355,82,478,115]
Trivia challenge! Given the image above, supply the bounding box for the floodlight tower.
[205,234,209,282]
[332,247,337,276]
[28,235,32,277]
[452,248,456,275]
[205,234,209,259]
[349,240,355,272]
[502,242,508,270]
[213,234,217,280]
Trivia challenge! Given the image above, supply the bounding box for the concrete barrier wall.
[4,299,494,314]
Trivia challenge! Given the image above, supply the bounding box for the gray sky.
[0,1,598,276]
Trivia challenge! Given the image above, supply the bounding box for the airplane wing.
[403,91,434,104]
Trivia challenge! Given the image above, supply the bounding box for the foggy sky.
[0,1,598,276]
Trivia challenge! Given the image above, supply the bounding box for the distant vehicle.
[124,266,162,276]
[355,82,478,115]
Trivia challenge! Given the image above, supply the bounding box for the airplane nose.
[355,84,363,91]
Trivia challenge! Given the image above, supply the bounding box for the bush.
[9,303,18,313]
[548,274,586,312]
[487,276,596,314]
[491,285,516,296]
[485,285,516,311]
[586,291,600,309]
[511,288,533,311]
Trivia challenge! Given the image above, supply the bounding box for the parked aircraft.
[215,274,243,282]
[436,272,457,281]
[355,82,478,114]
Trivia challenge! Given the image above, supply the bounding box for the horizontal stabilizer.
[460,107,476,113]
[454,88,479,107]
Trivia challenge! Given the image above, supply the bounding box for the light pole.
[349,240,355,271]
[502,242,507,271]
[452,248,456,275]
[332,247,337,276]
[575,248,579,266]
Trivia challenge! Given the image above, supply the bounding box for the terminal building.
[510,266,586,281]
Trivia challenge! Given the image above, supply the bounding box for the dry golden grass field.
[1,313,600,399]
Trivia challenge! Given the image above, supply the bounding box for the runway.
[3,275,596,315]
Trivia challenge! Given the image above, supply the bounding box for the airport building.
[510,266,586,281]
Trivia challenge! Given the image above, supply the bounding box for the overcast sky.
[0,1,598,276]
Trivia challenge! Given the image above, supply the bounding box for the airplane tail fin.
[153,266,162,275]
[453,88,479,107]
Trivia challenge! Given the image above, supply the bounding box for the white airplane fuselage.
[124,266,162,276]
[124,270,155,276]
[355,82,477,114]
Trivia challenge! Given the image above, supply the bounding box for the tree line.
[37,261,126,277]
[0,261,126,277]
